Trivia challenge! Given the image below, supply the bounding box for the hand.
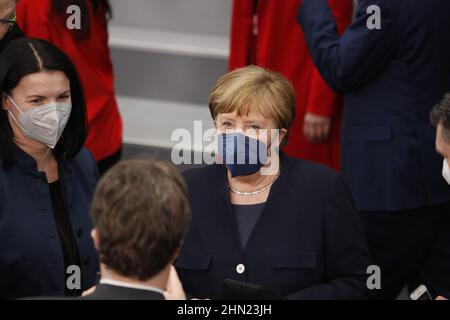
[82,285,96,297]
[303,112,332,144]
[436,296,448,300]
[164,266,186,300]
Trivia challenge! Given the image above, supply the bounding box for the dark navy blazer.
[298,0,450,211]
[0,144,99,299]
[177,154,372,300]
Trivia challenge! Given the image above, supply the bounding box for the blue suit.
[298,0,450,212]
[299,0,450,299]
[0,144,99,299]
[177,154,371,300]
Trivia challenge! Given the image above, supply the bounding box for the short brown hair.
[90,160,191,281]
[431,93,450,141]
[208,65,296,148]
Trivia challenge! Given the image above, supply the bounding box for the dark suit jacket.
[0,144,99,299]
[176,154,371,300]
[84,284,165,300]
[298,0,450,211]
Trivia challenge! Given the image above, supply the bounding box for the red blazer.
[229,0,353,170]
[16,0,122,162]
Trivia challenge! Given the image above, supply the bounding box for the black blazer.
[177,154,372,300]
[0,144,99,299]
[84,284,165,300]
[298,0,450,211]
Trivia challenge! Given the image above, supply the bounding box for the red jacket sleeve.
[16,0,52,41]
[304,0,353,117]
[228,0,255,70]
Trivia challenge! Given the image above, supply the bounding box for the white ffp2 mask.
[6,95,72,149]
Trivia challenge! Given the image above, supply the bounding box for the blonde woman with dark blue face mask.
[176,66,372,300]
[0,38,98,299]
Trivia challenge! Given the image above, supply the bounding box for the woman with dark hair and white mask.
[16,0,123,176]
[0,38,98,299]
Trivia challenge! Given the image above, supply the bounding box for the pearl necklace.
[228,173,280,196]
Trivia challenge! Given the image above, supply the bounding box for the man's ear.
[91,229,100,250]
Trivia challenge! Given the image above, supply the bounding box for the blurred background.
[109,0,232,165]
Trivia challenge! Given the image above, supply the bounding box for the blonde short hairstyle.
[208,65,296,148]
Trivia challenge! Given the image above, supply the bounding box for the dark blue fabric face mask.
[218,132,268,177]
